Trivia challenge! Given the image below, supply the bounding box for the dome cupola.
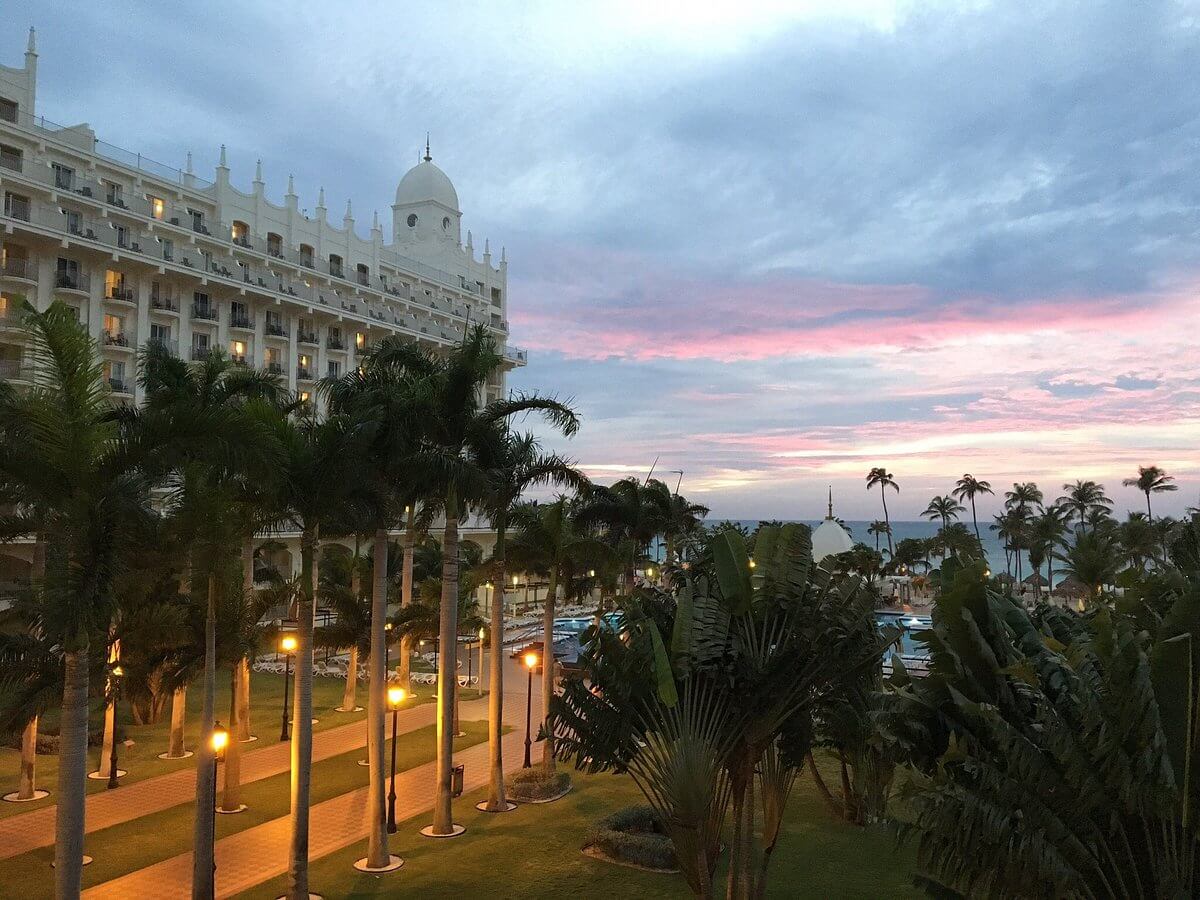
[812,487,854,563]
[392,139,462,246]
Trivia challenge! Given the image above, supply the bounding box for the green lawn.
[0,666,482,819]
[0,720,495,898]
[243,764,921,899]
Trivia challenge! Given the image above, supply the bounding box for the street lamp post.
[106,665,124,790]
[386,686,405,833]
[385,621,393,681]
[279,634,297,741]
[522,651,538,768]
[477,627,485,693]
[209,722,228,899]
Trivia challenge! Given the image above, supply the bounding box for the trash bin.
[451,764,464,798]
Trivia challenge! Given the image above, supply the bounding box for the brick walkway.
[0,692,445,861]
[83,729,528,899]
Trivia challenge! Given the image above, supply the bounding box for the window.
[299,390,311,403]
[299,244,314,267]
[201,249,213,272]
[229,340,247,363]
[328,254,343,278]
[267,232,282,257]
[193,333,210,351]
[103,313,122,337]
[114,224,129,249]
[356,263,369,286]
[265,310,285,336]
[355,332,365,350]
[3,191,30,220]
[0,98,16,123]
[105,270,128,299]
[264,347,281,372]
[0,143,21,172]
[298,353,312,376]
[327,360,341,378]
[104,360,126,389]
[231,221,249,246]
[52,163,75,191]
[105,181,124,206]
[189,208,206,233]
[64,209,82,235]
[160,238,174,261]
[230,301,250,328]
[148,196,165,220]
[442,216,450,230]
[0,244,29,279]
[150,322,171,344]
[0,292,13,321]
[406,214,417,227]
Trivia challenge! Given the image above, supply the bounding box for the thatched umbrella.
[1023,572,1048,588]
[1055,575,1087,597]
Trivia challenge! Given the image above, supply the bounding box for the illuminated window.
[230,340,246,356]
[103,314,122,336]
[298,354,310,368]
[149,196,164,219]
[299,391,310,403]
[231,221,248,243]
[355,332,365,349]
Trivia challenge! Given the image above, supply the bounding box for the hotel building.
[0,29,526,594]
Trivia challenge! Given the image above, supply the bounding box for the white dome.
[394,158,459,211]
[812,518,854,563]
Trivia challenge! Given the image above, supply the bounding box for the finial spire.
[372,210,380,230]
[827,486,833,520]
[26,27,36,55]
[344,199,353,218]
[287,173,295,195]
[185,151,193,174]
[218,144,227,168]
[424,133,432,162]
[255,158,263,182]
[317,186,325,207]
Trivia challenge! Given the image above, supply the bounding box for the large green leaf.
[713,530,752,615]
[1152,632,1194,824]
[647,620,679,708]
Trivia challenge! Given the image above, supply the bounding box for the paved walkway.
[0,682,472,860]
[83,729,528,899]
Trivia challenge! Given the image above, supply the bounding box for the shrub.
[507,767,570,802]
[583,805,677,872]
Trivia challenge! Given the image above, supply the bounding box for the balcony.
[102,332,131,348]
[0,258,35,282]
[190,346,212,361]
[105,286,135,303]
[191,304,218,322]
[327,336,345,351]
[148,338,179,357]
[2,197,30,221]
[0,148,21,172]
[55,271,91,293]
[0,359,31,381]
[151,294,180,313]
[229,313,254,330]
[230,355,248,367]
[106,377,131,394]
[297,329,318,345]
[265,321,288,338]
[265,362,284,376]
[296,366,314,380]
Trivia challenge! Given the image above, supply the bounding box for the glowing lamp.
[387,686,406,707]
[280,634,298,653]
[211,723,229,754]
[523,651,539,670]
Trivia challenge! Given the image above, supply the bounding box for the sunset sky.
[19,1,1200,519]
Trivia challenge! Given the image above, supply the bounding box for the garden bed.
[582,805,678,873]
[507,767,572,803]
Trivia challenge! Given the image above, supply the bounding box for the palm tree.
[1057,480,1112,534]
[1117,512,1159,571]
[865,468,898,555]
[576,477,671,592]
[1123,465,1177,523]
[921,496,964,535]
[140,344,282,896]
[1027,507,1068,589]
[1056,530,1121,601]
[951,474,993,545]
[866,520,891,554]
[477,430,586,812]
[508,498,609,773]
[269,409,373,897]
[1003,481,1043,514]
[0,302,211,896]
[392,324,579,836]
[661,488,709,571]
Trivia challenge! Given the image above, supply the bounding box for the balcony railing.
[0,149,21,172]
[0,359,30,380]
[148,338,179,357]
[103,332,130,347]
[297,330,318,344]
[266,362,283,375]
[327,337,345,350]
[0,258,34,281]
[265,322,288,337]
[191,304,218,322]
[151,294,180,312]
[107,377,130,394]
[229,314,254,330]
[230,355,248,367]
[190,346,212,361]
[105,286,135,302]
[3,197,30,220]
[296,367,313,380]
[55,271,90,292]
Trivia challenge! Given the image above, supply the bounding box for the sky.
[13,0,1200,519]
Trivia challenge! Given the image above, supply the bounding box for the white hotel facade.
[0,29,526,593]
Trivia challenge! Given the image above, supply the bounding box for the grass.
[0,720,494,898]
[0,666,483,818]
[243,763,921,899]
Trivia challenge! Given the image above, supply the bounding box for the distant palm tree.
[1057,480,1112,534]
[921,495,965,534]
[952,474,993,545]
[1122,465,1177,523]
[1118,512,1159,571]
[866,520,891,553]
[1028,507,1068,588]
[1004,482,1043,514]
[865,468,899,555]
[1056,530,1121,599]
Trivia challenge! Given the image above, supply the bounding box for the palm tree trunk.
[97,694,115,779]
[398,507,415,688]
[541,565,558,773]
[237,658,252,742]
[192,575,218,899]
[340,550,362,713]
[971,496,980,545]
[286,526,318,898]
[239,541,253,743]
[432,492,459,834]
[486,523,508,811]
[16,715,38,800]
[365,527,390,867]
[221,665,243,812]
[55,645,89,899]
[167,686,188,757]
[1146,490,1153,523]
[880,486,894,555]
